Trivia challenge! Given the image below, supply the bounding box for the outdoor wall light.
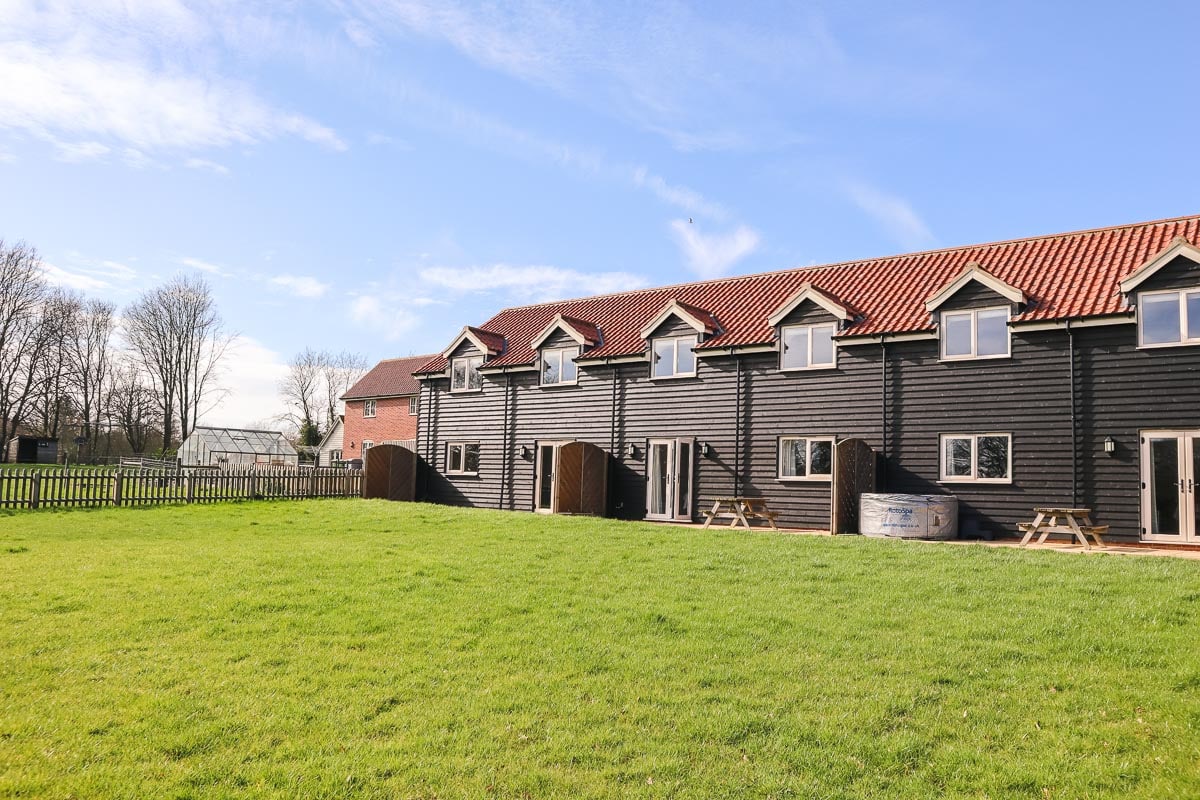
[626,443,639,460]
[1103,436,1116,455]
[520,444,532,459]
[699,441,711,457]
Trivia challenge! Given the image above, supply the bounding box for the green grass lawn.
[2,501,1200,799]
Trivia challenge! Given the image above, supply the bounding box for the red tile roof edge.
[413,213,1200,377]
[343,354,440,399]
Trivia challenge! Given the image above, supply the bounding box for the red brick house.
[341,354,434,463]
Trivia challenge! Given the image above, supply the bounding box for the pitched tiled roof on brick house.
[416,214,1200,375]
[343,354,437,400]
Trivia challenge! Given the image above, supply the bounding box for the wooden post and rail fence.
[0,467,364,511]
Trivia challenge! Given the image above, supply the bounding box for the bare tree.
[27,290,82,439]
[107,360,159,455]
[279,347,323,445]
[278,349,367,445]
[66,298,115,461]
[320,350,368,431]
[0,241,49,458]
[124,274,230,453]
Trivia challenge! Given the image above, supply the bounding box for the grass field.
[2,500,1200,798]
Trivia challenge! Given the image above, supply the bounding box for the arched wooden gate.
[553,441,609,516]
[831,438,877,534]
[363,444,417,501]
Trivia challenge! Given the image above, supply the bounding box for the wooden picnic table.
[1018,507,1109,549]
[701,497,779,530]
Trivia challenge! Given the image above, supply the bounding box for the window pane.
[1188,292,1200,341]
[448,445,462,472]
[976,309,1009,356]
[811,326,835,366]
[977,436,1009,479]
[562,351,578,382]
[782,326,809,369]
[676,337,696,374]
[652,339,674,377]
[784,438,807,477]
[810,440,832,475]
[464,444,480,473]
[451,361,466,390]
[468,357,483,389]
[945,437,972,477]
[943,313,973,356]
[541,350,560,384]
[1142,293,1182,345]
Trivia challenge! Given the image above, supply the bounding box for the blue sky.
[2,1,1198,426]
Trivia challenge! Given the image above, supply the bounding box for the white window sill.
[937,478,1012,485]
[939,353,1011,363]
[1137,340,1200,350]
[447,471,480,477]
[448,388,484,394]
[778,476,832,483]
[649,373,698,381]
[779,364,838,373]
[539,382,579,389]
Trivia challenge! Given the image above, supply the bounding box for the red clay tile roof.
[416,214,1200,375]
[466,326,506,354]
[343,354,438,399]
[558,314,601,345]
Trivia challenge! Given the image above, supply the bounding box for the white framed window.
[780,323,837,370]
[408,396,419,415]
[446,442,480,475]
[939,433,1011,483]
[940,307,1010,360]
[778,436,834,481]
[361,440,373,458]
[363,399,376,418]
[1138,288,1200,347]
[450,355,484,392]
[540,346,579,386]
[329,449,342,463]
[650,335,697,379]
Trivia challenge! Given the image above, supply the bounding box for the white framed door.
[1140,430,1200,542]
[534,441,572,513]
[645,438,694,521]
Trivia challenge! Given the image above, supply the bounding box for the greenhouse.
[176,427,298,469]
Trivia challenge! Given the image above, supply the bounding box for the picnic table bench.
[1018,507,1109,549]
[701,497,779,530]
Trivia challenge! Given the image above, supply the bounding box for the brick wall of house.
[342,395,418,459]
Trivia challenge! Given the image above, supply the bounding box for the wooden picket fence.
[0,467,363,510]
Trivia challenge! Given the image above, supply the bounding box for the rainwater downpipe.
[880,335,888,490]
[735,355,743,496]
[1067,319,1078,508]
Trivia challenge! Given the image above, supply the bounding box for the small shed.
[7,436,58,464]
[177,427,298,469]
[315,416,345,467]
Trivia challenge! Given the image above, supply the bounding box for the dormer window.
[651,335,697,379]
[1139,289,1200,347]
[450,355,484,392]
[780,323,836,370]
[540,346,579,386]
[940,307,1009,360]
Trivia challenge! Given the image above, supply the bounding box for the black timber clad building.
[413,216,1200,545]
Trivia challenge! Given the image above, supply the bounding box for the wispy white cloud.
[199,335,290,428]
[179,257,229,276]
[184,157,230,175]
[271,274,330,299]
[668,220,760,278]
[54,140,110,162]
[631,167,727,221]
[842,181,935,250]
[348,295,421,341]
[0,3,345,159]
[420,263,648,302]
[41,257,138,291]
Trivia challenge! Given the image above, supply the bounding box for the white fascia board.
[925,263,1026,312]
[1118,237,1200,294]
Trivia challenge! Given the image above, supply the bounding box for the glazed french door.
[1141,431,1200,542]
[535,441,570,513]
[646,438,694,521]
